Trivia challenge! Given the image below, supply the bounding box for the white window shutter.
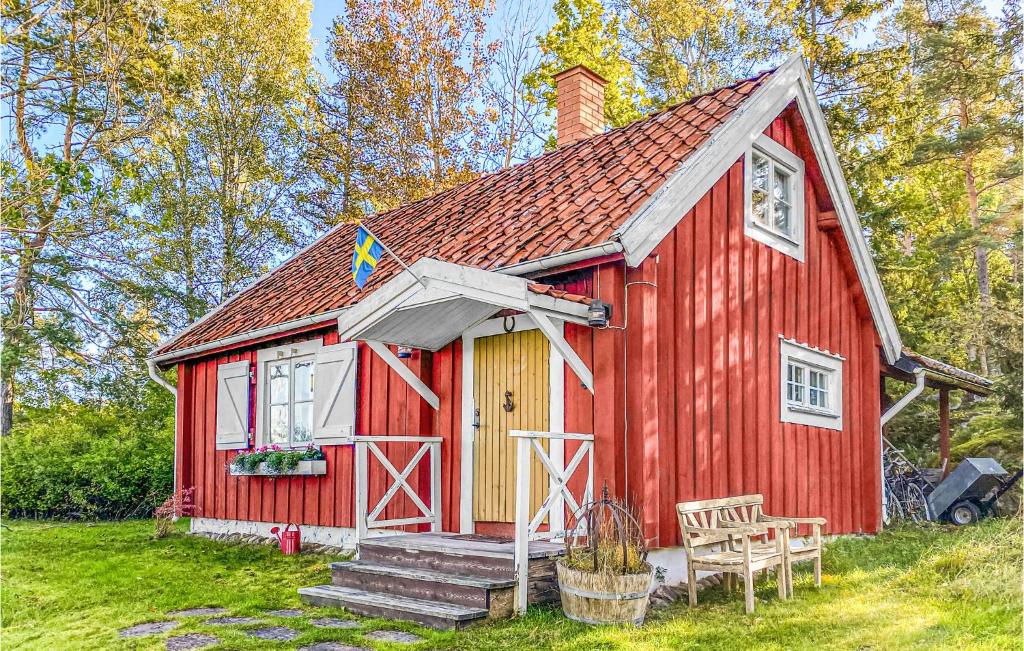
[215,360,251,450]
[313,342,358,445]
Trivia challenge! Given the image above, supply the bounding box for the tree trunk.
[963,152,992,376]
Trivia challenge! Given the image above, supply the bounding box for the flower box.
[230,459,327,477]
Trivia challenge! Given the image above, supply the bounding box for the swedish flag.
[351,224,384,288]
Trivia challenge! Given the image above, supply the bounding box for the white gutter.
[496,241,623,276]
[149,243,623,367]
[147,358,177,396]
[148,358,179,495]
[880,368,926,426]
[147,308,349,366]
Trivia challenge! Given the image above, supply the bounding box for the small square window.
[780,338,843,431]
[745,135,805,261]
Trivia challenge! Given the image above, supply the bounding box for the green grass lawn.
[1,517,1020,650]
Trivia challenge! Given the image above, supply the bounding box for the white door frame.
[459,314,565,534]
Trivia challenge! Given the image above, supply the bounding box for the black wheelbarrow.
[926,458,1022,526]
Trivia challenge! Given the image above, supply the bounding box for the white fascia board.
[525,294,591,324]
[612,54,903,363]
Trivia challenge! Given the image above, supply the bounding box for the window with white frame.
[267,355,315,446]
[779,338,843,430]
[256,340,322,447]
[745,135,805,261]
[252,339,359,447]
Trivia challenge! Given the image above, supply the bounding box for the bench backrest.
[676,494,765,553]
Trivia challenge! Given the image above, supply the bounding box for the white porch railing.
[511,430,594,615]
[353,436,442,543]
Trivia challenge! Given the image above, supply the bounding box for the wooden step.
[298,584,489,630]
[331,561,515,616]
[357,533,563,581]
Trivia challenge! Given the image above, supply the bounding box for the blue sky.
[307,0,1010,78]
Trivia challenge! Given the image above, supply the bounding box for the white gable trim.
[612,54,903,363]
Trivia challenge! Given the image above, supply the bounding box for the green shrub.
[1,397,173,520]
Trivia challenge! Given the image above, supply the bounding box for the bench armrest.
[762,515,827,526]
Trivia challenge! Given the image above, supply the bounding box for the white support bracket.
[881,368,925,426]
[528,309,594,394]
[365,340,440,410]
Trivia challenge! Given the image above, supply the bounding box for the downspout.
[148,359,179,495]
[879,368,926,526]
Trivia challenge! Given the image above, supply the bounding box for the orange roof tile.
[154,68,774,359]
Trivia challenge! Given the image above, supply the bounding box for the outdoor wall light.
[397,345,413,359]
[587,299,612,328]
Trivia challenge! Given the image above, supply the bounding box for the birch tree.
[1,0,167,433]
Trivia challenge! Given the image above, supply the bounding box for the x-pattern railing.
[511,430,594,615]
[353,436,442,543]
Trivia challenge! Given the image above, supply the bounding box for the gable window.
[254,339,359,448]
[780,337,843,431]
[745,134,805,261]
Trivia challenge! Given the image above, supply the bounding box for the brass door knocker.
[503,390,515,412]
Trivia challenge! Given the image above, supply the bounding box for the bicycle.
[883,446,932,524]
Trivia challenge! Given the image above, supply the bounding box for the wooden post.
[354,440,368,548]
[939,388,950,477]
[513,435,532,615]
[430,440,442,532]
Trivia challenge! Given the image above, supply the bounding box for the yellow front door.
[472,328,550,523]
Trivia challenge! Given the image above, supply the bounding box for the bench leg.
[744,571,755,614]
[776,565,786,599]
[687,564,698,607]
[814,555,822,588]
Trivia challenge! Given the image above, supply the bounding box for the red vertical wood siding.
[637,109,881,545]
[175,107,882,543]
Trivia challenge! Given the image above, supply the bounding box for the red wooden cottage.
[148,56,986,625]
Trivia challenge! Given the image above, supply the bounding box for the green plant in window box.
[230,445,324,475]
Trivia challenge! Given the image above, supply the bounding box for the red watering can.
[270,523,301,555]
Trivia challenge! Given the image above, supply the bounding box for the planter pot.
[230,459,326,477]
[556,560,653,626]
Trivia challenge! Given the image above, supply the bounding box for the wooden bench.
[676,495,789,613]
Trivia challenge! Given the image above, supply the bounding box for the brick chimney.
[554,65,608,147]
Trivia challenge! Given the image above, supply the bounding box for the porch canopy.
[337,258,596,410]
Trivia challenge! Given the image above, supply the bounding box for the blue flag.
[351,225,384,289]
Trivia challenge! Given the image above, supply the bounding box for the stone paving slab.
[166,607,228,617]
[207,616,263,625]
[266,608,306,617]
[298,644,371,651]
[246,626,300,641]
[364,630,424,643]
[119,621,180,638]
[165,633,220,650]
[309,617,361,629]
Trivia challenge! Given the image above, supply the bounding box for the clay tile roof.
[154,67,776,359]
[527,283,591,306]
[900,348,992,393]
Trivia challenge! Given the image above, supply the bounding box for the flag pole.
[356,220,428,289]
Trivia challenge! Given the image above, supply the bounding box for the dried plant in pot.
[556,486,653,626]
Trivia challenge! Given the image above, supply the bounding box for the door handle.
[473,407,480,429]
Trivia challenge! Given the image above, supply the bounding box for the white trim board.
[458,314,567,535]
[611,54,902,364]
[189,517,399,552]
